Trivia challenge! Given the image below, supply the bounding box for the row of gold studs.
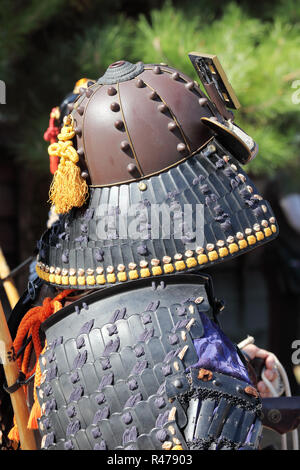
[36,223,276,286]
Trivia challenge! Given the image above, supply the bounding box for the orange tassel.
[9,289,74,445]
[27,400,41,430]
[8,423,19,443]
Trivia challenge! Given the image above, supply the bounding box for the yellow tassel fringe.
[49,159,88,214]
[48,115,88,214]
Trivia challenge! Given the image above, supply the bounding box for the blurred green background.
[0,0,299,399]
[1,0,300,177]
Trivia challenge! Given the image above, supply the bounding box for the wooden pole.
[0,248,20,309]
[0,301,37,450]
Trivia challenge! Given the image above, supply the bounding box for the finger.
[264,368,277,382]
[242,344,258,360]
[257,381,271,398]
[258,381,272,395]
[254,349,276,370]
[253,348,270,360]
[257,381,267,394]
[265,354,276,370]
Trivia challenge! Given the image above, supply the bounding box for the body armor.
[37,275,262,450]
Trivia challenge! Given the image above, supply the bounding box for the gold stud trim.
[107,273,116,283]
[87,275,96,286]
[247,235,256,245]
[36,220,277,286]
[163,263,174,274]
[129,270,139,280]
[238,239,248,249]
[152,266,163,276]
[96,274,106,284]
[208,250,218,261]
[219,247,229,257]
[186,257,197,268]
[228,243,239,254]
[138,182,147,191]
[117,272,127,282]
[70,276,77,286]
[271,224,277,233]
[175,260,186,271]
[256,231,264,241]
[140,268,151,278]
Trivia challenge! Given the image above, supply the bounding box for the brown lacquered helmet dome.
[70,60,214,186]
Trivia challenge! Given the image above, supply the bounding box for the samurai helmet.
[36,54,278,289]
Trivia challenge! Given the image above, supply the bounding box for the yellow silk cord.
[48,116,88,214]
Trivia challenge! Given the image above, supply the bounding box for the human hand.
[242,344,278,398]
